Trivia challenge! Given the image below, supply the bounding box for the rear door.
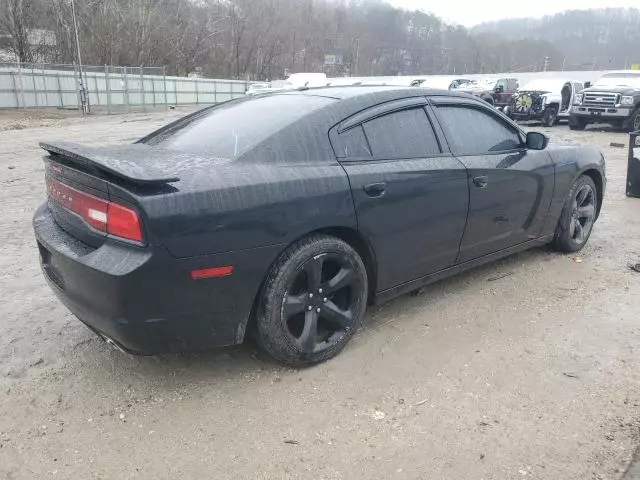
[331,98,469,291]
[493,78,512,107]
[430,97,555,263]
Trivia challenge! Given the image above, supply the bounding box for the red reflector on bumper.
[190,266,234,280]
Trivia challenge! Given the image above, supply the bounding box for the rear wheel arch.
[314,227,377,296]
[241,226,378,343]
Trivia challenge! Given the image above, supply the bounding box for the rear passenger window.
[339,125,371,158]
[436,105,522,155]
[363,108,441,159]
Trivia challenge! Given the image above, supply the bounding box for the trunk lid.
[41,142,179,248]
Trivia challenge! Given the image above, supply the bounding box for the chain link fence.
[0,62,250,113]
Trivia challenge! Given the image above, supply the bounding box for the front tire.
[550,175,598,253]
[624,109,640,132]
[542,106,558,127]
[569,116,587,131]
[254,235,368,367]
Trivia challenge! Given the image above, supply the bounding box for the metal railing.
[0,62,250,113]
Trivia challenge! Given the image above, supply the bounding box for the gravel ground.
[1,109,639,480]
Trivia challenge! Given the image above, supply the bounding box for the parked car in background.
[508,79,584,127]
[33,86,605,366]
[569,71,640,131]
[245,73,328,96]
[410,76,473,89]
[457,77,519,110]
[245,82,272,96]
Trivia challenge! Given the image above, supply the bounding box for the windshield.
[595,73,640,88]
[144,94,335,158]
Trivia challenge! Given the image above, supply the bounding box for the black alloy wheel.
[282,252,361,353]
[550,175,598,252]
[255,235,368,366]
[568,183,596,244]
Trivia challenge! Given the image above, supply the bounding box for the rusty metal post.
[105,65,112,114]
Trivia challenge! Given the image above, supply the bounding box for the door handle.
[363,182,386,198]
[472,176,488,189]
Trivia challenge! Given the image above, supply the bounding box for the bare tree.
[0,0,44,61]
[6,0,614,78]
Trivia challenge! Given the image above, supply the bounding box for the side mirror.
[526,132,549,150]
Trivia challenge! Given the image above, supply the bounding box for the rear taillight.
[46,176,143,243]
[106,202,143,242]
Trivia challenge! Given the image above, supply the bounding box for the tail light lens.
[106,202,143,242]
[46,176,143,243]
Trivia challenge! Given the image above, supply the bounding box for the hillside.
[472,8,640,70]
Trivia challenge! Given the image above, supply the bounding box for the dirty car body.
[33,87,606,360]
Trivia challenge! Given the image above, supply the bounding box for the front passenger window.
[436,105,522,155]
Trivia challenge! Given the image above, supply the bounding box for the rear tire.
[254,235,368,367]
[550,175,598,253]
[569,116,587,131]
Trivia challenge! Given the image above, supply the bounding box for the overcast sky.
[387,0,638,27]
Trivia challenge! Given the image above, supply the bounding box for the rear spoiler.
[39,141,180,184]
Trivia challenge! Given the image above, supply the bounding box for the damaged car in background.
[456,77,519,110]
[569,71,640,131]
[508,79,584,127]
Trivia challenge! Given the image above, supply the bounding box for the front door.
[492,78,512,108]
[431,99,555,263]
[331,99,469,291]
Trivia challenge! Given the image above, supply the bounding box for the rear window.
[144,95,335,158]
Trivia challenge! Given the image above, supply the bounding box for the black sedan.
[33,86,606,366]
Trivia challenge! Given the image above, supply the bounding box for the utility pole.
[71,0,87,113]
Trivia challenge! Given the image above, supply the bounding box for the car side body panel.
[454,149,555,262]
[138,162,357,258]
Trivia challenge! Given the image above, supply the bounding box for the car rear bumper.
[33,203,280,354]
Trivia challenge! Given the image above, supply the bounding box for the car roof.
[279,85,470,100]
